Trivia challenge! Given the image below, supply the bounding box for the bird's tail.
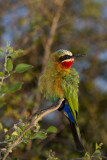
[58,101,84,152]
[70,120,84,152]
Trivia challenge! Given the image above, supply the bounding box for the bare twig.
[2,98,64,160]
[42,0,65,71]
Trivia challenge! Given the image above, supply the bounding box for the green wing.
[62,68,79,124]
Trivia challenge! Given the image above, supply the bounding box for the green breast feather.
[62,68,79,124]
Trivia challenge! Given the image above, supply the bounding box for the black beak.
[72,54,85,58]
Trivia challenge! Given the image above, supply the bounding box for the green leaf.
[6,58,13,72]
[0,123,3,130]
[11,49,24,58]
[15,64,33,73]
[8,82,23,93]
[0,48,3,53]
[25,129,31,138]
[0,85,7,93]
[99,142,103,147]
[94,149,101,155]
[32,131,47,140]
[46,126,57,133]
[83,152,90,160]
[96,143,103,150]
[96,143,99,149]
[0,72,5,76]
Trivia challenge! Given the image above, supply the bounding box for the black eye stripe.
[59,55,73,61]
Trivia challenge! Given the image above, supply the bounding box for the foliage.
[83,143,103,160]
[0,43,32,99]
[0,45,58,159]
[47,150,59,160]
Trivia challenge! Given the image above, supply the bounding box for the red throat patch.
[62,60,74,69]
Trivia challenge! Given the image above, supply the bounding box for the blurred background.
[0,0,107,159]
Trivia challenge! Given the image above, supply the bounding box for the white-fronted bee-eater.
[39,49,85,151]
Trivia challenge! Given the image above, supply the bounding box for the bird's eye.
[59,55,72,61]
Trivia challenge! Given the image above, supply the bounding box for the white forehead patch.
[58,49,72,56]
[65,50,72,56]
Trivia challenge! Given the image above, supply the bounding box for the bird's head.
[50,49,84,69]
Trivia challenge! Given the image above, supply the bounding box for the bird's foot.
[58,99,65,111]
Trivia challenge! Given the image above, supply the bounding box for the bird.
[39,49,85,151]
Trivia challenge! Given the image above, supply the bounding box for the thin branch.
[42,0,65,71]
[0,104,53,141]
[2,98,64,160]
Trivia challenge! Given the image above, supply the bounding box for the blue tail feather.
[63,104,75,123]
[59,103,75,123]
[58,102,84,151]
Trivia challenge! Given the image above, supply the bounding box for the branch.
[2,98,64,160]
[42,0,65,71]
[0,104,54,141]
